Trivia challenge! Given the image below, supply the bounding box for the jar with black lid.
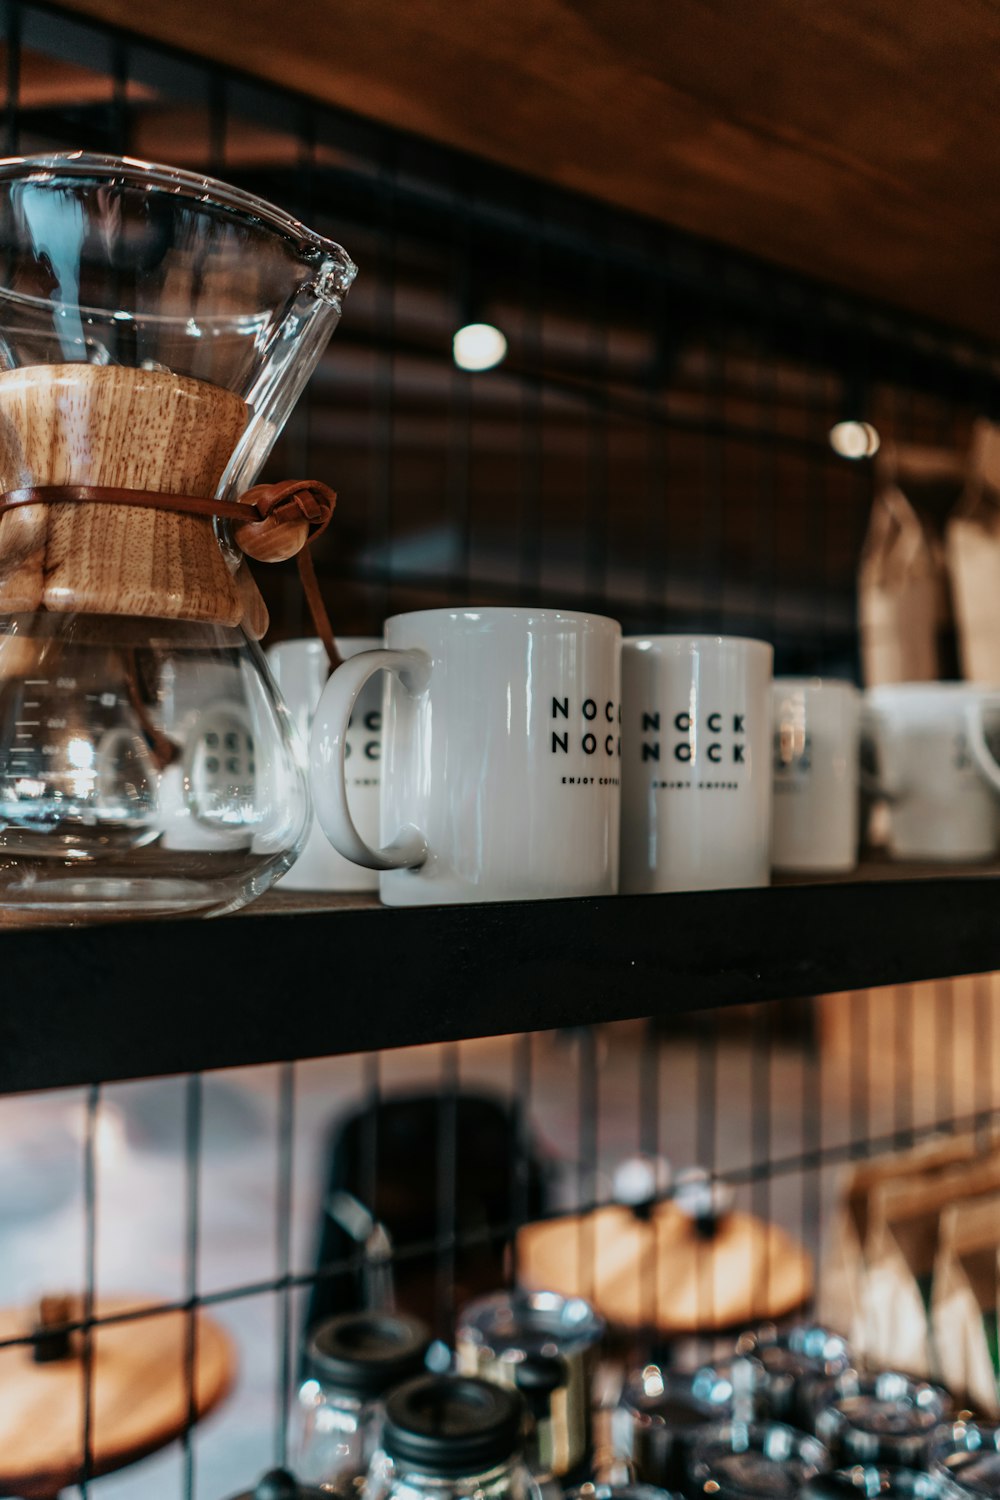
[814,1371,951,1469]
[292,1312,431,1494]
[612,1363,735,1490]
[456,1289,604,1481]
[367,1375,538,1500]
[226,1470,336,1500]
[686,1420,831,1499]
[931,1420,1000,1498]
[565,1485,682,1500]
[800,1467,946,1500]
[735,1325,852,1428]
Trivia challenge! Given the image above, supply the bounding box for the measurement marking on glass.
[24,680,47,686]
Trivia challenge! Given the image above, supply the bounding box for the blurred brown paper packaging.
[820,1134,980,1363]
[858,444,963,687]
[947,420,1000,683]
[933,1191,1000,1416]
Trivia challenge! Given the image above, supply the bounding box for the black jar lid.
[227,1468,332,1500]
[932,1421,1000,1497]
[305,1312,431,1398]
[816,1372,951,1467]
[800,1467,946,1500]
[736,1325,852,1381]
[565,1487,684,1500]
[382,1374,524,1476]
[688,1420,831,1500]
[622,1363,734,1424]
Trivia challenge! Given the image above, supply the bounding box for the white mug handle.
[964,694,1000,795]
[310,648,431,870]
[859,705,905,801]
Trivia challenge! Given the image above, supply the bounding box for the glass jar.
[456,1289,604,1479]
[734,1325,852,1428]
[815,1372,951,1468]
[612,1362,735,1490]
[687,1420,831,1500]
[565,1485,683,1500]
[367,1375,537,1500]
[225,1471,333,1500]
[931,1421,1000,1498]
[292,1312,431,1496]
[801,1468,946,1500]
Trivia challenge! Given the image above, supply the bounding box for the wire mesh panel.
[2,983,1000,1499]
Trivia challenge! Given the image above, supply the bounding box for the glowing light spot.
[67,737,95,769]
[453,322,507,372]
[830,421,880,459]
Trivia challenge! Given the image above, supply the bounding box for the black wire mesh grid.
[2,984,1000,1499]
[1,3,1000,1498]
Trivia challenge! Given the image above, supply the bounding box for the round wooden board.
[516,1202,813,1332]
[0,1298,236,1499]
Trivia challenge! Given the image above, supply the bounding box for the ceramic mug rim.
[773,676,859,694]
[866,680,1000,709]
[623,633,772,656]
[385,605,621,632]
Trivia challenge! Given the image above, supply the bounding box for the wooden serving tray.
[516,1201,812,1333]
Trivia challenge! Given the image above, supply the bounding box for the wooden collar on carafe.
[0,478,343,670]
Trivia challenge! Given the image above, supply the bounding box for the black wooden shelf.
[2,864,1000,1096]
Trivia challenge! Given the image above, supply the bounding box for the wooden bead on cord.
[233,479,337,563]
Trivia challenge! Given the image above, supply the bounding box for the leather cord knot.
[242,479,336,532]
[234,479,337,562]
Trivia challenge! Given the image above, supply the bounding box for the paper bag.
[947,419,1000,682]
[933,1191,1000,1414]
[862,1148,1000,1378]
[819,1133,978,1353]
[858,444,961,687]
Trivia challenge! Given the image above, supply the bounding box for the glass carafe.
[0,152,356,919]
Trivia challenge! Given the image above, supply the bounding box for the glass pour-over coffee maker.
[0,152,356,919]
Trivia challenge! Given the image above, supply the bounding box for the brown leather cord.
[0,485,256,523]
[121,648,181,772]
[0,479,344,671]
[296,545,343,671]
[0,480,339,538]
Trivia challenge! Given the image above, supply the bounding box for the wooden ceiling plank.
[25,0,1000,338]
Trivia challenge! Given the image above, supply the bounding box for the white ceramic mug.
[268,637,382,891]
[310,607,621,905]
[620,635,773,892]
[863,682,1000,862]
[771,678,860,873]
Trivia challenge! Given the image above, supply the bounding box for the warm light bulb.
[829,420,880,459]
[452,322,507,371]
